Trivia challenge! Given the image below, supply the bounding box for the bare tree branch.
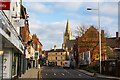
[75,24,87,37]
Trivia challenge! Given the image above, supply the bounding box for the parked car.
[63,60,70,68]
[43,63,47,66]
[48,61,54,67]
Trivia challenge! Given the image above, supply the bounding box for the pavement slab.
[19,68,41,79]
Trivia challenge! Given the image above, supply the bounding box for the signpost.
[34,51,39,59]
[34,51,39,68]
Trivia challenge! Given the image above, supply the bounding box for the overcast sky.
[23,0,118,50]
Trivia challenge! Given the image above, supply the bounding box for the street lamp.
[87,2,102,73]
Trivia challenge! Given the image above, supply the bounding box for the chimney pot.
[116,32,119,38]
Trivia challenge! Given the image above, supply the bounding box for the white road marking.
[78,74,81,76]
[64,69,69,74]
[54,73,56,75]
[62,73,65,76]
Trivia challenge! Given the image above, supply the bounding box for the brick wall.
[74,26,107,65]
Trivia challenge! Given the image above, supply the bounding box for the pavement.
[78,69,120,80]
[19,68,42,80]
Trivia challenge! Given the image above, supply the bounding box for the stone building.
[47,45,69,67]
[62,20,75,62]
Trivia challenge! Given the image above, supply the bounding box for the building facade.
[47,46,69,67]
[74,26,107,66]
[0,0,26,79]
[32,34,42,67]
[20,9,34,71]
[106,32,120,59]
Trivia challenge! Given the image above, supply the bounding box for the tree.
[75,24,87,37]
[75,24,111,38]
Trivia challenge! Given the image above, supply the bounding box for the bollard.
[93,72,97,77]
[37,71,39,80]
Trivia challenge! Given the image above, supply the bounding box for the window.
[12,54,18,76]
[61,53,62,55]
[88,31,96,38]
[16,2,18,7]
[13,7,14,11]
[61,56,62,60]
[56,57,57,60]
[61,62,62,65]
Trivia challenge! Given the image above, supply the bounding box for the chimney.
[54,45,56,51]
[116,32,119,38]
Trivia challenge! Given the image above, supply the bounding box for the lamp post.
[87,2,102,73]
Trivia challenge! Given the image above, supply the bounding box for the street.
[40,66,108,80]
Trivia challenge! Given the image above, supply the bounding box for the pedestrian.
[28,62,31,69]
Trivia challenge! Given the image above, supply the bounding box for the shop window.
[12,54,17,76]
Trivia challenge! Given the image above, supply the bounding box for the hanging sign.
[0,0,10,10]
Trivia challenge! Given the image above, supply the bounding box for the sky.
[23,0,119,50]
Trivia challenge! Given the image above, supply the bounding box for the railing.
[0,10,24,53]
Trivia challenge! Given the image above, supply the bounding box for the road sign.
[34,51,39,59]
[95,53,100,60]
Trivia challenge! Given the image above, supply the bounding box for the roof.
[47,49,66,52]
[106,37,116,48]
[20,5,27,19]
[65,19,70,35]
[65,39,76,50]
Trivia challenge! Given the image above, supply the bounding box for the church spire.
[63,19,72,44]
[65,19,70,34]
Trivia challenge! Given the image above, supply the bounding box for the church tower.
[62,19,72,49]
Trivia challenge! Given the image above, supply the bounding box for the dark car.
[43,63,47,66]
[48,61,54,67]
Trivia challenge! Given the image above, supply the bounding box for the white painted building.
[0,0,25,79]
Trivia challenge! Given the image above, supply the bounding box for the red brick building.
[20,21,31,43]
[32,34,42,67]
[106,32,120,59]
[32,34,42,53]
[74,26,107,66]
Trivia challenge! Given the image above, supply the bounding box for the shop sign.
[0,0,10,10]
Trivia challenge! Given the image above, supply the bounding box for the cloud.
[100,2,118,17]
[29,19,67,50]
[24,3,52,13]
[91,15,114,25]
[29,17,83,50]
[84,2,118,17]
[22,0,119,2]
[53,2,83,11]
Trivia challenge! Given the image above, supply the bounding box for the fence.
[101,59,120,77]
